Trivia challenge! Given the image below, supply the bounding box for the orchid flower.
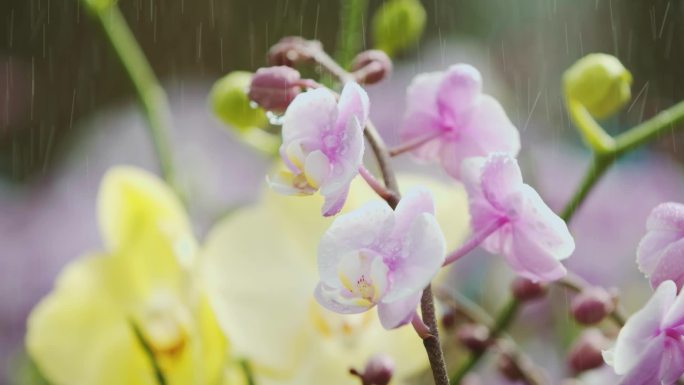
[202,175,469,385]
[26,167,237,385]
[604,280,684,385]
[268,82,369,216]
[453,152,575,282]
[637,202,684,289]
[399,64,520,179]
[315,187,446,329]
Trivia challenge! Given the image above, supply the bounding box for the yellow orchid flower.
[26,166,234,385]
[200,174,468,385]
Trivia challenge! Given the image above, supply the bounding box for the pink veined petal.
[392,187,435,237]
[479,153,524,212]
[321,185,350,216]
[649,239,684,290]
[616,335,666,385]
[663,278,684,327]
[320,119,364,196]
[281,87,337,144]
[659,336,684,384]
[336,82,369,134]
[613,280,676,375]
[646,202,684,232]
[377,291,422,329]
[318,201,394,282]
[303,150,331,189]
[435,64,483,116]
[383,213,446,303]
[314,282,373,314]
[637,230,682,277]
[461,156,503,232]
[500,186,574,282]
[460,95,520,159]
[401,72,446,162]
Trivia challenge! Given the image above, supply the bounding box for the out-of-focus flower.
[563,53,632,119]
[372,0,426,56]
[315,187,445,329]
[201,174,469,385]
[210,71,268,132]
[604,280,684,385]
[637,202,684,289]
[461,153,574,282]
[26,167,232,385]
[400,64,520,179]
[268,82,369,216]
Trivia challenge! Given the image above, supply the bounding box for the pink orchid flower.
[637,202,684,289]
[400,64,520,179]
[604,280,684,385]
[268,82,369,216]
[314,187,446,329]
[455,152,574,282]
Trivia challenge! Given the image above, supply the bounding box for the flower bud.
[441,308,456,330]
[210,71,267,132]
[497,353,524,382]
[511,277,547,302]
[563,53,632,119]
[571,287,616,325]
[456,324,492,353]
[351,50,393,85]
[248,66,302,112]
[372,0,426,56]
[350,354,394,385]
[268,37,323,67]
[567,329,610,373]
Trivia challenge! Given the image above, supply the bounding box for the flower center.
[137,291,189,358]
[336,249,389,306]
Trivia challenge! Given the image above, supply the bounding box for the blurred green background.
[1,0,683,181]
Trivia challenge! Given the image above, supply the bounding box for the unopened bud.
[248,66,302,112]
[497,353,524,382]
[441,308,456,330]
[511,277,547,302]
[372,0,426,56]
[350,354,394,385]
[456,324,492,353]
[568,329,610,373]
[563,53,632,119]
[268,37,323,67]
[210,71,267,132]
[351,50,393,85]
[571,287,615,325]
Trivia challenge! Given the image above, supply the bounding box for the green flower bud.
[210,71,267,132]
[372,0,426,56]
[563,53,633,119]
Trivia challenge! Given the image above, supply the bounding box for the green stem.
[614,99,684,156]
[86,2,176,188]
[334,0,369,68]
[130,322,167,385]
[559,153,614,222]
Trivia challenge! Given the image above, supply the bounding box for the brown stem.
[421,286,451,385]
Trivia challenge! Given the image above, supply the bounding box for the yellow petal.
[26,255,154,385]
[201,172,469,383]
[98,166,197,294]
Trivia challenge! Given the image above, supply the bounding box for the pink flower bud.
[456,323,492,353]
[267,36,322,67]
[570,287,615,325]
[567,329,609,373]
[350,354,395,385]
[248,66,302,112]
[511,277,547,302]
[497,353,524,381]
[441,308,456,330]
[351,50,393,85]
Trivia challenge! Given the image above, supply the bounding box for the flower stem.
[358,165,399,203]
[86,2,176,188]
[389,131,444,157]
[130,321,167,385]
[443,218,507,267]
[334,0,369,68]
